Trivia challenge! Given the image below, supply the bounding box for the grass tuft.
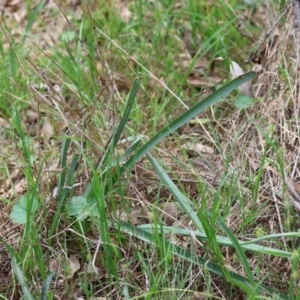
[1,1,300,299]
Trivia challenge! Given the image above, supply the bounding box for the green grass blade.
[49,150,80,244]
[64,154,80,193]
[11,255,34,300]
[122,136,143,158]
[13,108,33,181]
[58,138,72,191]
[142,156,289,297]
[289,247,300,299]
[119,222,288,299]
[57,152,80,204]
[101,136,143,174]
[112,79,140,150]
[99,79,140,169]
[216,219,256,288]
[138,225,294,258]
[147,154,203,231]
[239,232,300,245]
[41,272,54,300]
[119,72,256,176]
[146,155,294,261]
[22,0,47,43]
[84,80,140,197]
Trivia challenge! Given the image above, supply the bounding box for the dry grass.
[1,0,300,299]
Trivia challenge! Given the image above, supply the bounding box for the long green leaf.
[119,222,288,299]
[240,232,300,245]
[41,272,54,300]
[0,239,28,299]
[217,219,256,288]
[58,138,72,191]
[147,154,203,231]
[143,157,289,298]
[112,80,140,149]
[119,72,256,176]
[22,0,47,44]
[11,255,34,300]
[138,225,294,258]
[84,80,140,197]
[49,150,80,245]
[289,247,300,300]
[101,135,144,174]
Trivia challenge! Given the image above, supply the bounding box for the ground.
[0,0,300,299]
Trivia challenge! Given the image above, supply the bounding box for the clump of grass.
[1,1,300,299]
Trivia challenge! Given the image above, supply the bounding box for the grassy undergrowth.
[0,0,300,299]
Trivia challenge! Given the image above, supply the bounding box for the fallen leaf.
[249,158,260,173]
[193,143,214,154]
[85,261,99,274]
[289,179,300,195]
[81,261,104,281]
[49,257,63,275]
[189,118,211,125]
[25,110,38,122]
[4,177,27,198]
[187,76,222,87]
[0,0,7,12]
[41,117,53,140]
[182,142,214,155]
[112,74,132,92]
[0,117,10,129]
[54,121,68,135]
[119,5,131,23]
[8,0,26,22]
[49,255,80,279]
[161,202,180,225]
[68,255,80,278]
[230,61,252,96]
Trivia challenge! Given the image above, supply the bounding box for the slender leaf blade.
[41,272,54,300]
[119,222,288,299]
[84,80,140,197]
[147,154,203,231]
[120,72,256,175]
[217,219,256,287]
[138,225,294,258]
[112,79,140,149]
[12,255,34,300]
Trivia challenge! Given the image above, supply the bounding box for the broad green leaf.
[10,195,39,225]
[234,95,254,109]
[66,196,87,216]
[61,31,77,42]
